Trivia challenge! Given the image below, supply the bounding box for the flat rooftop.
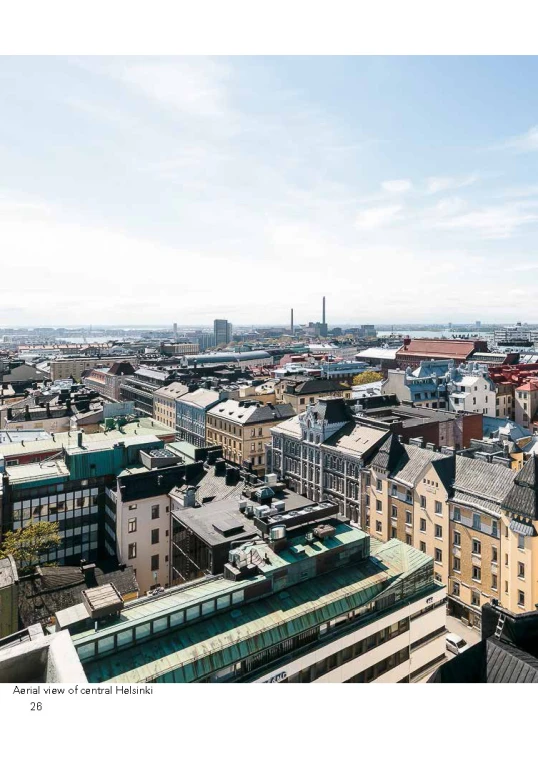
[81,538,431,684]
[170,491,317,548]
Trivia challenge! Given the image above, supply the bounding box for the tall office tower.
[319,296,328,338]
[173,323,178,341]
[214,319,232,346]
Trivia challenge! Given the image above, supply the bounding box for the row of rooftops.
[370,432,538,520]
[66,519,433,683]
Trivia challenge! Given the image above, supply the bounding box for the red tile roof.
[396,339,482,360]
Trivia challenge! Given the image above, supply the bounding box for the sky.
[3,56,538,327]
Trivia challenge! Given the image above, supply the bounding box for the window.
[453,507,461,522]
[492,520,498,537]
[376,479,382,491]
[435,548,442,563]
[492,547,498,563]
[435,501,442,515]
[453,557,461,572]
[391,506,398,518]
[420,518,426,532]
[435,524,442,539]
[128,518,137,533]
[471,591,480,607]
[406,535,412,545]
[129,503,137,511]
[518,534,525,550]
[518,562,525,579]
[518,590,525,608]
[472,513,481,531]
[420,541,426,553]
[391,528,397,538]
[472,539,481,555]
[128,542,137,559]
[492,574,498,590]
[405,511,412,525]
[453,581,460,596]
[505,581,509,594]
[151,528,159,545]
[453,530,461,547]
[505,553,509,566]
[420,495,426,509]
[376,521,382,533]
[472,566,481,581]
[151,554,159,571]
[151,505,160,520]
[376,500,382,513]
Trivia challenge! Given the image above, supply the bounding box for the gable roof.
[429,638,538,683]
[503,454,538,519]
[371,438,449,487]
[396,339,479,360]
[452,456,516,516]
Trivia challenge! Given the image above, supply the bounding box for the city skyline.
[4,56,538,325]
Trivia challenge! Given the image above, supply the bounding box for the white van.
[445,632,470,655]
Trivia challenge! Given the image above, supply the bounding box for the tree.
[0,521,61,572]
[352,370,383,386]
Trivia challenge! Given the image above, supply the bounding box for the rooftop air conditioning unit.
[272,500,285,514]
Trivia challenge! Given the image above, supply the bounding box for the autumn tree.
[352,370,383,386]
[0,521,61,572]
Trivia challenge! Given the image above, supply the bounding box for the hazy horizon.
[4,56,538,324]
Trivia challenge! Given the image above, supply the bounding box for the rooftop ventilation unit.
[238,498,248,512]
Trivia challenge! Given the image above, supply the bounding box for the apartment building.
[50,355,139,381]
[62,522,446,684]
[108,464,192,594]
[206,399,294,475]
[120,367,179,416]
[395,338,487,370]
[448,457,516,627]
[513,379,538,429]
[268,397,387,522]
[499,456,538,615]
[364,436,518,627]
[176,388,223,448]
[383,360,496,415]
[1,431,167,565]
[82,362,135,402]
[153,382,189,429]
[276,378,352,414]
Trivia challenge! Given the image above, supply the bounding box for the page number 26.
[30,702,42,711]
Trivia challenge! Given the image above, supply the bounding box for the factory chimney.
[291,308,294,335]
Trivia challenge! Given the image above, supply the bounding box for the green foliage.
[352,370,383,386]
[0,521,61,571]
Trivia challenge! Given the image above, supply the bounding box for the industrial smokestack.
[291,308,294,335]
[322,296,326,325]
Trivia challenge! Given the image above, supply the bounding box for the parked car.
[445,632,470,655]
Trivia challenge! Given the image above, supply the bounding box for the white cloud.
[426,174,479,193]
[355,205,403,230]
[431,203,538,239]
[381,179,412,193]
[502,125,538,153]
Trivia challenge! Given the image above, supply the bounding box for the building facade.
[176,388,223,448]
[153,382,189,430]
[206,399,294,475]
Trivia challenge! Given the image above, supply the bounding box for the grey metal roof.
[509,519,536,537]
[453,456,516,504]
[502,455,538,519]
[393,445,448,487]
